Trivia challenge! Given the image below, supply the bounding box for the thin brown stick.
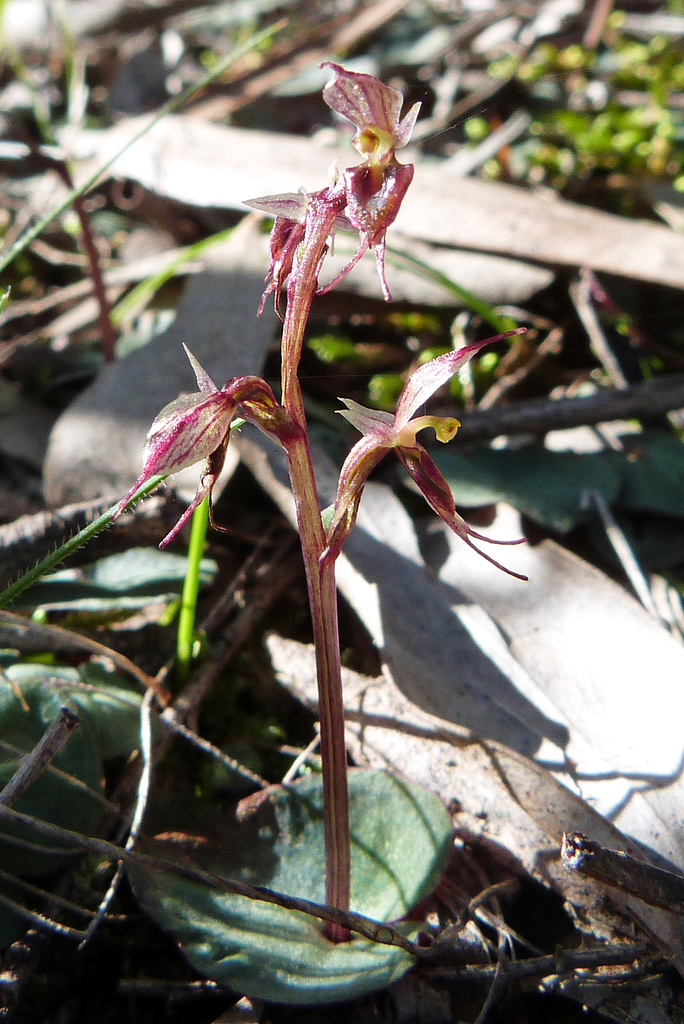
[452,373,684,442]
[422,942,652,979]
[570,269,629,390]
[0,610,171,705]
[79,690,156,947]
[583,489,662,621]
[478,327,563,411]
[21,144,117,362]
[583,0,614,49]
[0,706,81,807]
[169,544,300,723]
[0,492,184,591]
[112,539,299,809]
[562,831,684,913]
[0,801,418,953]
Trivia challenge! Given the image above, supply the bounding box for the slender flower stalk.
[113,64,526,942]
[176,496,210,684]
[275,186,352,935]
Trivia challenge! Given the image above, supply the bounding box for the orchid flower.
[246,63,421,311]
[319,62,420,300]
[246,187,353,316]
[323,331,528,579]
[112,346,294,548]
[321,62,420,162]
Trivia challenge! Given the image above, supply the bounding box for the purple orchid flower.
[319,62,420,301]
[246,188,352,316]
[111,346,294,548]
[246,63,421,309]
[323,331,528,579]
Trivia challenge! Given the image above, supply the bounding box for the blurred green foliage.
[474,18,683,192]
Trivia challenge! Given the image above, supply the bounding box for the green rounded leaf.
[129,770,453,1005]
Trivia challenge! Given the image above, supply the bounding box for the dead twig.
[158,716,269,791]
[453,373,684,442]
[582,489,663,623]
[14,143,117,362]
[570,269,629,390]
[167,539,300,724]
[583,0,614,49]
[0,706,82,808]
[79,689,155,947]
[112,534,300,808]
[562,831,684,914]
[188,0,411,120]
[478,326,563,410]
[0,609,171,706]
[0,801,418,953]
[0,493,183,591]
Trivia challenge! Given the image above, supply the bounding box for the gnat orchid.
[111,345,295,547]
[324,334,527,579]
[246,62,420,309]
[114,64,525,934]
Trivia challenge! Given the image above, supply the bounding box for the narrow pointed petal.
[395,102,421,149]
[373,233,391,302]
[397,446,527,580]
[158,480,211,548]
[110,474,154,523]
[158,436,230,548]
[337,398,395,438]
[316,236,370,297]
[445,522,529,580]
[243,191,310,222]
[183,345,218,394]
[395,329,525,428]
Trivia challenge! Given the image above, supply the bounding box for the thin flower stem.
[279,191,351,938]
[176,496,210,684]
[281,190,346,423]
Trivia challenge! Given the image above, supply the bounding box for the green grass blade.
[111,228,235,327]
[384,245,518,334]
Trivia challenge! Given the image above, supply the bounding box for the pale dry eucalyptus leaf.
[266,633,684,971]
[68,115,684,289]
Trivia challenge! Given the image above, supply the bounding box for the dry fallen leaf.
[266,632,684,972]
[69,114,684,289]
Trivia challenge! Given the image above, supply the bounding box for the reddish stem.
[279,187,351,940]
[52,162,117,363]
[27,143,117,363]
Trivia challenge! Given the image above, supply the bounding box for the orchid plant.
[113,64,524,941]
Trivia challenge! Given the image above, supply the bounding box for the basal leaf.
[129,770,453,1004]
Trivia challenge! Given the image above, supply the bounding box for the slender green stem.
[279,192,351,939]
[176,496,210,685]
